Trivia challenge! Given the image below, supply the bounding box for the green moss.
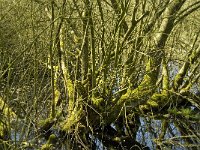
[147,100,159,107]
[0,122,9,141]
[67,79,75,112]
[168,108,179,115]
[39,118,56,132]
[0,96,16,118]
[113,137,121,142]
[193,113,200,120]
[146,92,168,108]
[118,59,159,106]
[0,123,4,138]
[162,60,169,90]
[173,62,190,90]
[163,76,169,90]
[117,59,160,107]
[117,89,135,105]
[62,107,83,132]
[139,75,152,87]
[0,97,16,139]
[41,143,53,150]
[169,108,199,120]
[48,134,56,144]
[146,58,151,72]
[54,89,60,106]
[120,89,132,101]
[92,97,104,107]
[139,105,149,111]
[41,134,56,150]
[173,74,182,89]
[143,58,158,84]
[180,108,192,119]
[67,79,74,97]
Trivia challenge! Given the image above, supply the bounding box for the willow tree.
[0,0,200,149]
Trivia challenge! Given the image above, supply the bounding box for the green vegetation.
[0,0,200,149]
